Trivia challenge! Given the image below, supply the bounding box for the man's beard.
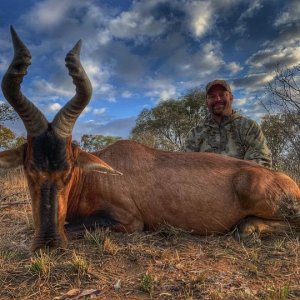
[212,102,227,115]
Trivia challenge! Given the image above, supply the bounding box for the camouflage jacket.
[184,111,272,168]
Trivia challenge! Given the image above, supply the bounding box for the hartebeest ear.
[0,144,25,169]
[76,150,123,175]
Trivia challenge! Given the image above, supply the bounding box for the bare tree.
[265,65,300,115]
[261,65,300,179]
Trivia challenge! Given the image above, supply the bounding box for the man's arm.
[242,119,272,168]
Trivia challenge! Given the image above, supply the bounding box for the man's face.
[206,85,233,117]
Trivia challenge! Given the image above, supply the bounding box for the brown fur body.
[65,140,300,235]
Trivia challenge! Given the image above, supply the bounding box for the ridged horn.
[51,40,92,138]
[1,26,48,136]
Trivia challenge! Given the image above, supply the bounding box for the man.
[185,79,272,168]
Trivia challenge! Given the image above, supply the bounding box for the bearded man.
[185,80,272,168]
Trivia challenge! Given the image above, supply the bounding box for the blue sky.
[0,0,299,140]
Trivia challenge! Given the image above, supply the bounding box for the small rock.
[114,279,121,291]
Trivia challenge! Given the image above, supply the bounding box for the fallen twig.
[0,201,29,209]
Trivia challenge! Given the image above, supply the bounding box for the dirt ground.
[0,169,299,300]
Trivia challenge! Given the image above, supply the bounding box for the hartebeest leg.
[111,218,145,233]
[65,211,144,234]
[65,213,119,233]
[234,216,298,240]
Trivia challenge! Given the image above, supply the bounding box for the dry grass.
[0,169,299,299]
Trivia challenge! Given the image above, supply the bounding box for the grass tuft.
[84,228,105,249]
[140,272,155,294]
[103,237,120,255]
[70,251,90,274]
[29,250,51,276]
[266,284,290,300]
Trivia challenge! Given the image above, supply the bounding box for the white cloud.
[226,62,243,74]
[274,12,290,28]
[234,98,247,106]
[47,103,62,112]
[159,88,177,101]
[234,24,246,35]
[23,0,82,30]
[122,91,132,98]
[31,78,73,98]
[185,1,213,38]
[21,0,112,48]
[83,2,109,27]
[107,0,221,42]
[274,1,300,27]
[185,41,224,80]
[93,108,107,115]
[233,72,276,93]
[200,41,224,71]
[0,55,8,72]
[96,30,112,46]
[239,0,263,20]
[234,0,263,34]
[109,9,166,41]
[162,40,224,87]
[81,106,92,115]
[247,47,300,71]
[82,59,115,98]
[103,41,146,85]
[104,96,116,103]
[145,79,178,102]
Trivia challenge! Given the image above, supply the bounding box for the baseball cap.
[206,79,232,95]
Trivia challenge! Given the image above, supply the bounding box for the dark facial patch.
[32,126,69,171]
[39,181,59,238]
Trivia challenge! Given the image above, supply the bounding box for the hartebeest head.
[0,27,121,250]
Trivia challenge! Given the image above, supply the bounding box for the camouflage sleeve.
[241,119,272,168]
[184,127,200,152]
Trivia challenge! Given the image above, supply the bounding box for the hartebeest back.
[1,28,300,251]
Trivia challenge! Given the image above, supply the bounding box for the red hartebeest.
[1,27,300,251]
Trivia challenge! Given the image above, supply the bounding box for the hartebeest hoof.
[233,216,298,242]
[31,234,68,252]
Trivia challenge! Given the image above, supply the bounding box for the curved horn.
[1,26,48,136]
[52,40,92,138]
